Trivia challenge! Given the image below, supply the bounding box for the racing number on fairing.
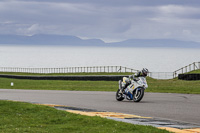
[129,84,134,89]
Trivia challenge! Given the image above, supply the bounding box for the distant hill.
[108,39,200,48]
[0,34,105,46]
[0,34,200,48]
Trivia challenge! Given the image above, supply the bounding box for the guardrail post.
[185,66,187,73]
[174,71,177,78]
[199,62,200,69]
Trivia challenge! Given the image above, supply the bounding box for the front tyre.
[133,88,144,102]
[116,89,124,101]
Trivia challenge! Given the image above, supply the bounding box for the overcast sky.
[1,0,200,42]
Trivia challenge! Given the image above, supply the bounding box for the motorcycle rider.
[120,68,149,93]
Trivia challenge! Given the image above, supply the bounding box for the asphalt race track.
[0,89,199,126]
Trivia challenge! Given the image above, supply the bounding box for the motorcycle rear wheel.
[116,89,124,101]
[133,88,144,102]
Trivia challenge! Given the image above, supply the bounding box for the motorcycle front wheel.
[133,88,144,102]
[116,89,124,101]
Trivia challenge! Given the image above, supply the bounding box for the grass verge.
[0,77,200,94]
[147,78,200,94]
[0,100,170,133]
[187,69,200,74]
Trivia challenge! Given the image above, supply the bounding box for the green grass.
[187,69,200,74]
[0,77,116,91]
[0,100,170,133]
[146,78,200,94]
[0,77,200,94]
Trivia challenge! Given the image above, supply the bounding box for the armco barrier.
[178,74,200,80]
[0,75,127,81]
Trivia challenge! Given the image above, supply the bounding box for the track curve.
[0,89,199,125]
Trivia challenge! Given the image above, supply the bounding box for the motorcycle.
[116,76,148,102]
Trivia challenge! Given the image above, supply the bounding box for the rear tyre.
[116,89,124,101]
[133,88,144,102]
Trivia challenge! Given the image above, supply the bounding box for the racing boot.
[118,80,125,94]
[120,82,126,94]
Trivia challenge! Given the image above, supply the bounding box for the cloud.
[0,0,200,42]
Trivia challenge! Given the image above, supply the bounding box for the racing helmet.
[142,68,149,76]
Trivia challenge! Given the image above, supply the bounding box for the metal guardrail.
[148,72,174,79]
[0,66,138,74]
[0,65,173,79]
[173,62,200,78]
[1,62,199,80]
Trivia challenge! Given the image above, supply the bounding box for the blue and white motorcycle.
[116,76,148,102]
